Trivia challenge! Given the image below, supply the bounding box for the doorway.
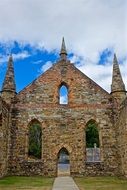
[57,147,70,176]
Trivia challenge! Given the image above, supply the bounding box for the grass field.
[75,176,127,190]
[0,176,54,190]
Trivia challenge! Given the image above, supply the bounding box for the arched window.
[85,120,100,162]
[28,120,42,159]
[59,84,68,104]
[57,147,70,176]
[58,147,69,164]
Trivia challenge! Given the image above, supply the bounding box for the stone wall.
[85,162,104,176]
[116,98,127,177]
[0,99,9,178]
[7,60,118,176]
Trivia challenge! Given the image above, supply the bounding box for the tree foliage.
[28,123,42,159]
[86,121,99,148]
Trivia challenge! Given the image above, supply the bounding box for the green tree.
[86,121,99,148]
[29,123,42,159]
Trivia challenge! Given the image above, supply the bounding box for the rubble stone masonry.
[0,51,127,177]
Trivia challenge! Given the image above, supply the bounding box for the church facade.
[0,39,127,177]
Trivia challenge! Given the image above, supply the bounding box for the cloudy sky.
[0,0,127,94]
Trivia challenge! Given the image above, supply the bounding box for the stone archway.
[57,147,70,176]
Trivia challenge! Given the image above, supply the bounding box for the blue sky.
[0,0,127,94]
[0,42,59,92]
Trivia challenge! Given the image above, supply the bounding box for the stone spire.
[111,54,125,92]
[1,55,16,103]
[111,53,126,103]
[60,37,67,60]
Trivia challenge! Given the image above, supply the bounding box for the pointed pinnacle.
[60,37,67,60]
[2,55,16,92]
[8,54,13,62]
[113,53,118,64]
[111,53,125,92]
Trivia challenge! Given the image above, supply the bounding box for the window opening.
[28,122,42,159]
[57,147,70,176]
[86,120,100,162]
[59,85,68,104]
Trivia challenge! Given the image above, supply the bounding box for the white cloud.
[13,51,30,60]
[0,0,126,55]
[0,51,30,65]
[32,60,43,65]
[75,55,127,92]
[60,95,68,104]
[40,61,53,72]
[0,0,126,91]
[76,60,113,92]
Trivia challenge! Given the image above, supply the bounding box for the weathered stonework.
[115,99,127,177]
[0,43,127,178]
[0,98,9,177]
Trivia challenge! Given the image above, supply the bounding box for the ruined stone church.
[0,39,127,178]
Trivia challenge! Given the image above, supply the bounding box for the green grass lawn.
[0,176,54,190]
[75,176,127,190]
